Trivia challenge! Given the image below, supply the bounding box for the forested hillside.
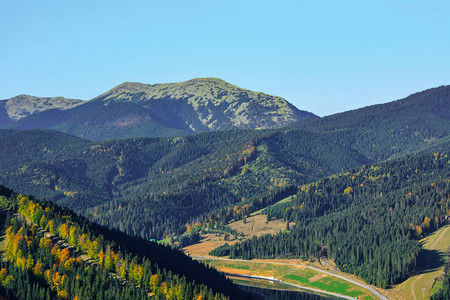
[295,85,450,160]
[0,185,242,299]
[211,152,450,289]
[2,78,315,140]
[0,127,368,241]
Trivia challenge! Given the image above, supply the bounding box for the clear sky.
[1,1,449,116]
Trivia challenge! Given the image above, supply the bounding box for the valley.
[0,82,449,299]
[4,0,449,298]
[193,257,383,300]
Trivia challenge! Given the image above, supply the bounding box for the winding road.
[191,255,389,300]
[225,272,355,299]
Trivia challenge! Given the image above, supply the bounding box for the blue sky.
[1,1,449,116]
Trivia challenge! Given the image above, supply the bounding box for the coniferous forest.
[0,83,449,299]
[0,185,242,300]
[211,152,450,288]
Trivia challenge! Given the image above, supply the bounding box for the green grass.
[208,259,376,299]
[430,281,443,296]
[225,263,251,270]
[231,278,301,291]
[250,208,264,216]
[250,194,296,216]
[283,274,309,284]
[311,277,359,297]
[157,238,170,245]
[284,274,361,297]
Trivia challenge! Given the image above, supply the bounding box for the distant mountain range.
[0,82,449,237]
[1,78,316,140]
[0,94,82,126]
[1,81,449,298]
[295,85,450,160]
[0,127,368,240]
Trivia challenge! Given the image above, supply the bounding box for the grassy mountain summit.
[2,78,316,140]
[94,78,314,131]
[0,94,83,126]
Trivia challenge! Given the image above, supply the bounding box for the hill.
[0,127,369,241]
[0,129,88,170]
[2,78,316,140]
[0,186,242,299]
[0,94,82,126]
[214,151,450,290]
[295,85,450,160]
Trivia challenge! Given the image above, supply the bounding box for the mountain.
[218,151,450,288]
[0,94,82,126]
[0,127,369,240]
[2,78,316,140]
[295,85,450,160]
[0,186,242,300]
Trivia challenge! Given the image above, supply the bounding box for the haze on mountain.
[0,94,82,127]
[1,78,316,140]
[0,84,449,241]
[295,84,450,160]
[1,80,450,298]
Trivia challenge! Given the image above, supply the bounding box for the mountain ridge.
[2,78,316,140]
[0,94,83,126]
[294,85,450,160]
[0,127,370,240]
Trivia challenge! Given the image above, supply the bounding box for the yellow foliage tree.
[343,187,353,195]
[33,260,44,275]
[58,223,69,240]
[150,274,160,292]
[98,249,105,266]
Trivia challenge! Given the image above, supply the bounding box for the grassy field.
[184,215,294,256]
[227,214,294,238]
[389,225,450,300]
[183,233,241,256]
[229,276,302,291]
[209,259,376,299]
[250,195,295,216]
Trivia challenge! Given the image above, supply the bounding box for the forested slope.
[295,85,450,160]
[0,127,368,240]
[2,78,315,140]
[0,185,242,299]
[212,152,450,288]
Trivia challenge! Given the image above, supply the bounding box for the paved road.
[192,255,389,300]
[225,272,355,299]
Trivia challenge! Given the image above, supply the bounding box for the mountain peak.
[113,78,232,92]
[93,78,315,132]
[3,79,316,139]
[183,77,229,85]
[0,94,83,123]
